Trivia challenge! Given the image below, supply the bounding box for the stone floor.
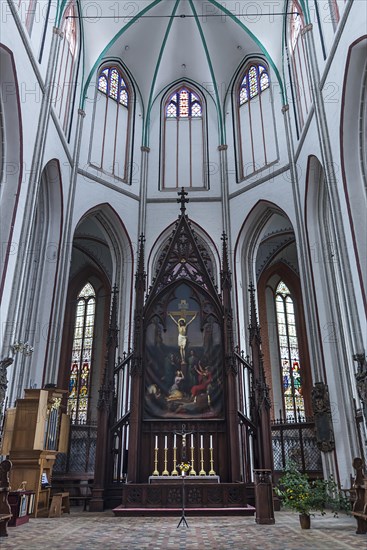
[2,508,364,550]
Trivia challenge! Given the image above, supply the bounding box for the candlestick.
[209,446,216,476]
[199,444,206,476]
[152,445,159,476]
[162,445,169,476]
[171,445,178,476]
[189,444,196,475]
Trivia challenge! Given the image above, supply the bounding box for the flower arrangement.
[275,461,351,519]
[177,462,190,474]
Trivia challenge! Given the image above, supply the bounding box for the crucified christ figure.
[168,313,197,363]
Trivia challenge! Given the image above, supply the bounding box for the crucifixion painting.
[144,283,224,420]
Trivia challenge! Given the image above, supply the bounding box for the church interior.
[0,0,366,546]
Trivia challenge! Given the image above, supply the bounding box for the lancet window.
[275,281,305,421]
[161,85,207,190]
[89,65,132,182]
[68,283,96,424]
[236,62,277,181]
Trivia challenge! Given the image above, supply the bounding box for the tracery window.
[289,1,312,133]
[98,67,129,107]
[161,84,207,190]
[166,89,202,118]
[239,64,269,105]
[68,283,96,424]
[236,62,277,180]
[275,281,305,421]
[90,65,132,182]
[54,1,78,135]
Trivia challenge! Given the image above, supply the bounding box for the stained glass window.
[68,282,96,424]
[239,64,269,106]
[166,88,202,118]
[275,281,305,421]
[97,66,129,107]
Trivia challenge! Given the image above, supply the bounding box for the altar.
[149,475,220,484]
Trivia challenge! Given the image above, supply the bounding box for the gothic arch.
[340,36,367,314]
[159,82,209,190]
[234,200,296,347]
[0,44,23,302]
[234,200,312,422]
[7,159,63,406]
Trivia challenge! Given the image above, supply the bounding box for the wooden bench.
[51,476,93,511]
[48,492,70,518]
[351,457,367,534]
[0,459,12,537]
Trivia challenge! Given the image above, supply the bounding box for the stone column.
[138,146,150,237]
[45,109,86,384]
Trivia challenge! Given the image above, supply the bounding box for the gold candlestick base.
[162,447,169,476]
[199,447,206,476]
[152,447,159,476]
[171,446,178,475]
[209,447,216,475]
[189,446,196,475]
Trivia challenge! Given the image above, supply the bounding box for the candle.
[164,435,167,448]
[200,435,203,448]
[155,435,158,448]
[174,434,177,448]
[210,435,213,448]
[191,434,194,447]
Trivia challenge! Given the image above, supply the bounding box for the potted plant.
[275,461,350,529]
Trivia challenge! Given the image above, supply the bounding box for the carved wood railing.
[114,351,133,423]
[110,352,133,484]
[271,417,322,477]
[235,350,255,483]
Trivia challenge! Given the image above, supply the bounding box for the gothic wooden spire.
[177,186,189,215]
[248,281,261,344]
[135,234,146,292]
[98,284,119,409]
[220,232,231,291]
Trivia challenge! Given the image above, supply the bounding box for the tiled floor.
[2,509,364,550]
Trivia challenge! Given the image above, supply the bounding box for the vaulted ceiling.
[60,1,299,110]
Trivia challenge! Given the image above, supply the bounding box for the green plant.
[275,461,351,517]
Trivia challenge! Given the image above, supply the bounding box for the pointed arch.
[89,64,135,183]
[160,82,208,190]
[233,60,279,181]
[0,45,23,302]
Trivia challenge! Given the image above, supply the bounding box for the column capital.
[218,144,228,151]
[281,104,289,114]
[78,109,86,118]
[141,146,150,153]
[301,24,313,36]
